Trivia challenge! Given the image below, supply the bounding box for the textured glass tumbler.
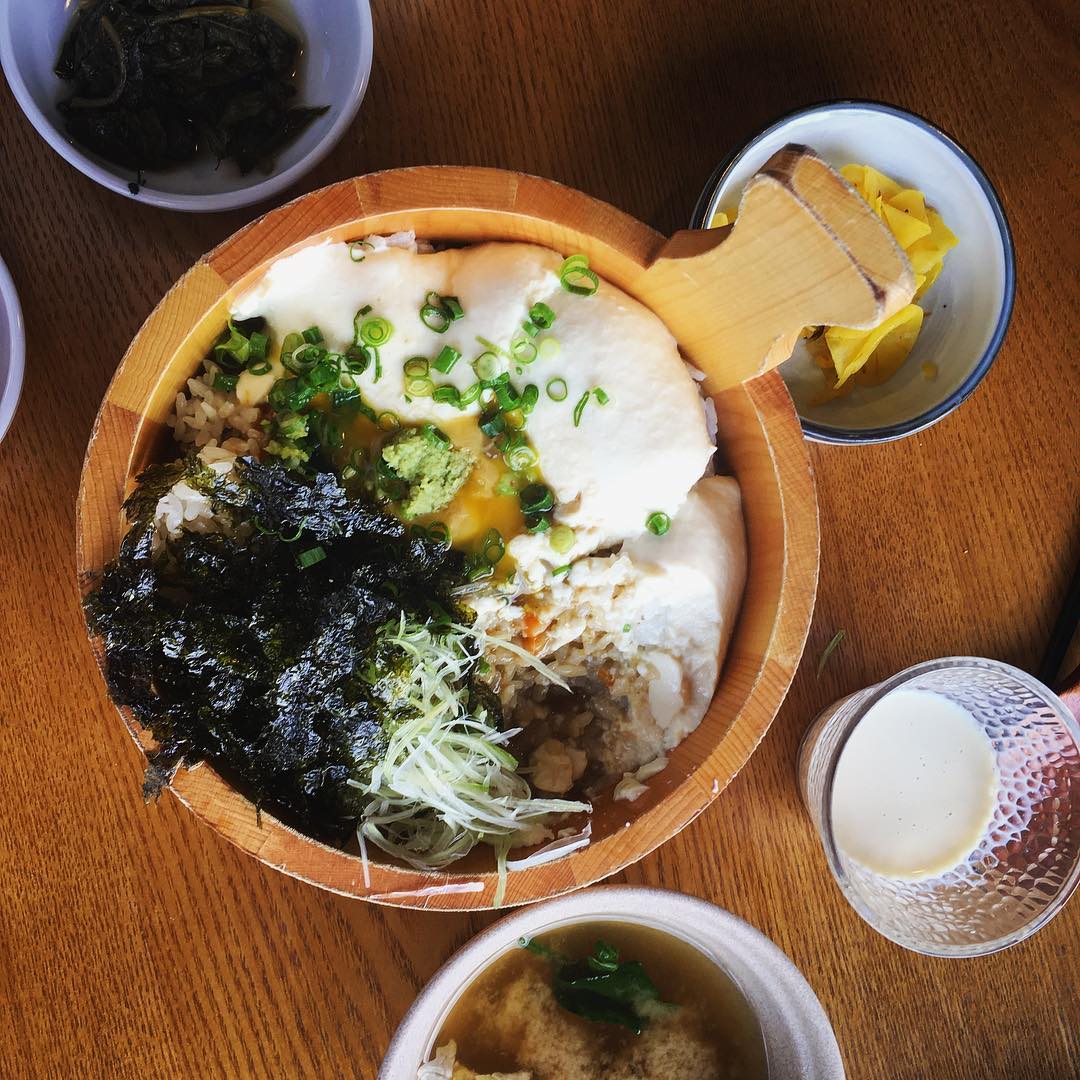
[798,657,1080,956]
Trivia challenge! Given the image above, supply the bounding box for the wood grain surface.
[1,1,1077,1077]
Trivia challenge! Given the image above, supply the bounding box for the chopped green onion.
[552,563,572,578]
[572,391,590,426]
[520,384,540,413]
[495,471,524,496]
[521,319,540,338]
[529,302,556,329]
[247,360,272,376]
[559,254,600,296]
[494,382,519,412]
[403,356,429,378]
[213,321,251,369]
[510,334,537,364]
[502,408,525,429]
[422,424,451,448]
[360,317,394,348]
[432,385,462,407]
[481,529,506,566]
[505,441,538,472]
[537,337,561,362]
[476,335,510,359]
[307,360,338,392]
[817,629,847,679]
[479,411,505,437]
[282,342,320,374]
[297,545,327,569]
[593,387,610,405]
[433,345,461,374]
[213,371,238,392]
[524,512,551,534]
[646,511,671,536]
[302,326,323,345]
[549,524,575,554]
[519,483,554,514]
[420,292,451,333]
[349,240,373,262]
[247,331,268,363]
[426,522,451,547]
[546,377,568,402]
[443,296,465,321]
[378,411,400,431]
[473,351,501,381]
[458,382,482,407]
[406,376,435,397]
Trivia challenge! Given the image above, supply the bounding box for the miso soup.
[431,920,768,1079]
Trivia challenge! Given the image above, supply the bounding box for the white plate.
[0,0,373,213]
[0,253,25,445]
[693,101,1015,444]
[379,886,845,1079]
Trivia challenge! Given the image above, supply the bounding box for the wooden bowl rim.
[75,166,819,909]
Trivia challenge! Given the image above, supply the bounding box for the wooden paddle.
[641,144,915,391]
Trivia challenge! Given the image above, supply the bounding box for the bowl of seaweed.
[0,0,372,212]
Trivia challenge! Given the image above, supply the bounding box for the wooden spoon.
[641,144,915,392]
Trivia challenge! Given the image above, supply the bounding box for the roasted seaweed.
[85,456,474,841]
[55,0,328,178]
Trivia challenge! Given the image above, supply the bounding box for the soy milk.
[831,689,998,880]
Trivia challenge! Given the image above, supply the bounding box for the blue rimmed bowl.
[692,101,1015,444]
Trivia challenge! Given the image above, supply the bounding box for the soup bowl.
[76,167,818,908]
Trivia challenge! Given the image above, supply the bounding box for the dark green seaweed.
[85,456,476,841]
[521,938,669,1035]
[55,0,328,178]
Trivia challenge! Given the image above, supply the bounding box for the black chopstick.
[1038,553,1080,686]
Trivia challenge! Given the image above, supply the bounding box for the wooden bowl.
[76,168,819,910]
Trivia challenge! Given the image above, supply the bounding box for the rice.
[169,360,266,457]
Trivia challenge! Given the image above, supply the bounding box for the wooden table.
[1,2,1077,1077]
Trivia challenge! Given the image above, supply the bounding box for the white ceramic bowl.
[379,886,845,1079]
[693,101,1015,444]
[0,253,25,445]
[0,0,373,213]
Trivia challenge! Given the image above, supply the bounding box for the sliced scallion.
[443,296,465,321]
[549,524,575,554]
[349,240,373,262]
[432,385,462,407]
[302,326,323,345]
[646,511,671,536]
[519,483,554,514]
[473,351,501,381]
[422,424,451,448]
[559,254,600,296]
[537,337,561,362]
[377,411,400,431]
[593,387,610,405]
[403,356,429,378]
[359,317,394,348]
[297,545,327,569]
[406,376,435,397]
[213,371,238,392]
[572,391,590,427]
[521,384,539,413]
[546,377,568,402]
[529,302,556,329]
[433,345,461,374]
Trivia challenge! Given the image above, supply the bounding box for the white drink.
[830,689,998,880]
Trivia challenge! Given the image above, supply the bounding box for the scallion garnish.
[546,377,568,402]
[559,254,600,296]
[213,371,238,392]
[552,563,572,578]
[406,376,434,397]
[482,529,506,565]
[502,408,525,429]
[494,382,519,412]
[403,356,429,378]
[432,385,462,407]
[504,440,538,473]
[302,326,323,345]
[433,345,461,374]
[377,411,400,431]
[247,360,272,376]
[529,302,556,329]
[593,387,610,405]
[524,512,551,534]
[473,351,501,382]
[422,424,451,448]
[495,471,523,496]
[297,545,327,569]
[443,296,465,321]
[537,337,561,362]
[459,381,483,407]
[519,483,554,514]
[520,384,540,413]
[521,319,540,338]
[572,391,590,427]
[349,240,373,262]
[359,317,394,348]
[645,511,671,536]
[549,524,575,554]
[479,411,505,438]
[510,334,538,364]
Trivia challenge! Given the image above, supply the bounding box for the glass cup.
[798,657,1080,956]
